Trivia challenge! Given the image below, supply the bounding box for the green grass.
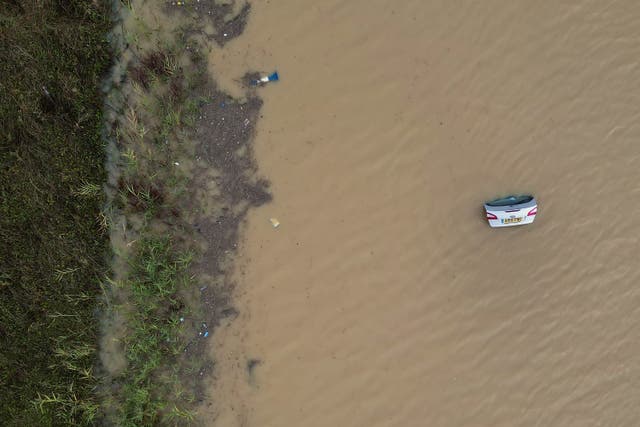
[0,0,112,425]
[113,236,196,426]
[100,26,211,425]
[1,1,217,424]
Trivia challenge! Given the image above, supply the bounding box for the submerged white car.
[484,195,537,228]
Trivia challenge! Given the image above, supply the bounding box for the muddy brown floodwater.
[200,1,640,426]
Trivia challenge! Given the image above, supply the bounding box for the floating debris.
[247,358,261,374]
[252,71,279,86]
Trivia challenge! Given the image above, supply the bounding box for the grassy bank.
[0,0,112,425]
[100,4,213,423]
[1,0,263,424]
[112,236,197,425]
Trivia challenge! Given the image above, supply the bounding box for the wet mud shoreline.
[183,82,271,405]
[174,1,272,409]
[99,0,271,423]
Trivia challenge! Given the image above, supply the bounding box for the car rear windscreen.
[486,195,533,207]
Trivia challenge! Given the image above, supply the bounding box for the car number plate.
[502,217,522,224]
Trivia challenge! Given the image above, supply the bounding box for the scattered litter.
[199,322,209,338]
[179,317,184,322]
[174,162,180,166]
[269,218,280,228]
[243,118,250,126]
[223,33,228,37]
[252,71,279,86]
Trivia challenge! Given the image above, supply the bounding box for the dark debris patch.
[196,92,271,207]
[190,89,271,279]
[153,0,272,408]
[166,0,250,47]
[183,84,270,400]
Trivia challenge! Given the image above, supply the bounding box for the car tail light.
[527,207,537,216]
[486,212,498,220]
